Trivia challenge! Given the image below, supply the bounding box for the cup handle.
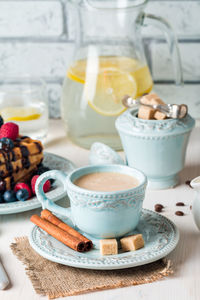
[35,170,71,218]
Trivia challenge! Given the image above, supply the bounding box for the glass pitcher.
[62,0,183,150]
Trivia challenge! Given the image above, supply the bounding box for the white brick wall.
[0,1,64,37]
[0,43,74,77]
[151,42,200,81]
[144,1,200,38]
[153,84,200,119]
[0,0,199,118]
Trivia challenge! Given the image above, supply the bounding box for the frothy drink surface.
[74,172,139,192]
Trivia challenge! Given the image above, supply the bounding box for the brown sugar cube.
[154,110,167,120]
[100,239,118,255]
[139,93,166,120]
[141,93,165,105]
[120,234,144,252]
[138,105,155,120]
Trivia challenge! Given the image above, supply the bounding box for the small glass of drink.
[0,76,48,140]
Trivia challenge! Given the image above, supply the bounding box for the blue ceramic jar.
[116,108,195,189]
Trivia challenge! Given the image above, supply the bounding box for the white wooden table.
[0,120,200,300]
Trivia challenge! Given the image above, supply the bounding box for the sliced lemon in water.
[87,68,137,116]
[67,59,86,84]
[0,107,41,121]
[67,56,139,85]
[67,57,139,116]
[66,57,153,116]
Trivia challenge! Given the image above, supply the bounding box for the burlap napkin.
[11,237,173,299]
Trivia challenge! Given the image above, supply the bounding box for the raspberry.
[31,175,51,195]
[0,122,19,140]
[14,183,32,199]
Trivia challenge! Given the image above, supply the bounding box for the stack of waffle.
[0,136,43,191]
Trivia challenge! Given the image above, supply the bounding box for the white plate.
[29,209,179,270]
[0,152,75,214]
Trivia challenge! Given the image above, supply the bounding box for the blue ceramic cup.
[35,164,147,239]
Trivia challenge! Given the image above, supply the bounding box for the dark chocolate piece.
[20,145,30,169]
[11,149,16,161]
[5,160,13,175]
[34,142,42,153]
[22,157,30,169]
[20,145,29,157]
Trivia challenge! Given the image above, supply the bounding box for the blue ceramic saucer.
[29,209,179,270]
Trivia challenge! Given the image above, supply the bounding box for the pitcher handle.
[138,13,183,86]
[35,170,72,218]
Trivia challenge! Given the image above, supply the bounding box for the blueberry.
[0,138,14,151]
[33,165,54,183]
[36,165,50,175]
[3,190,17,203]
[35,165,55,184]
[0,193,4,204]
[0,115,4,127]
[49,178,55,185]
[16,189,29,202]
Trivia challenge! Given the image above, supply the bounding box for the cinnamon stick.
[41,209,93,251]
[30,215,85,252]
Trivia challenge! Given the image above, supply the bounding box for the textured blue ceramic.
[89,142,125,165]
[115,108,195,189]
[29,209,179,270]
[35,165,147,239]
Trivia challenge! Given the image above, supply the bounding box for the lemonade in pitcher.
[62,56,153,149]
[61,0,182,150]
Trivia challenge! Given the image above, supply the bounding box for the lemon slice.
[131,65,153,97]
[87,68,137,116]
[1,107,41,121]
[66,56,153,116]
[67,60,86,84]
[67,56,139,85]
